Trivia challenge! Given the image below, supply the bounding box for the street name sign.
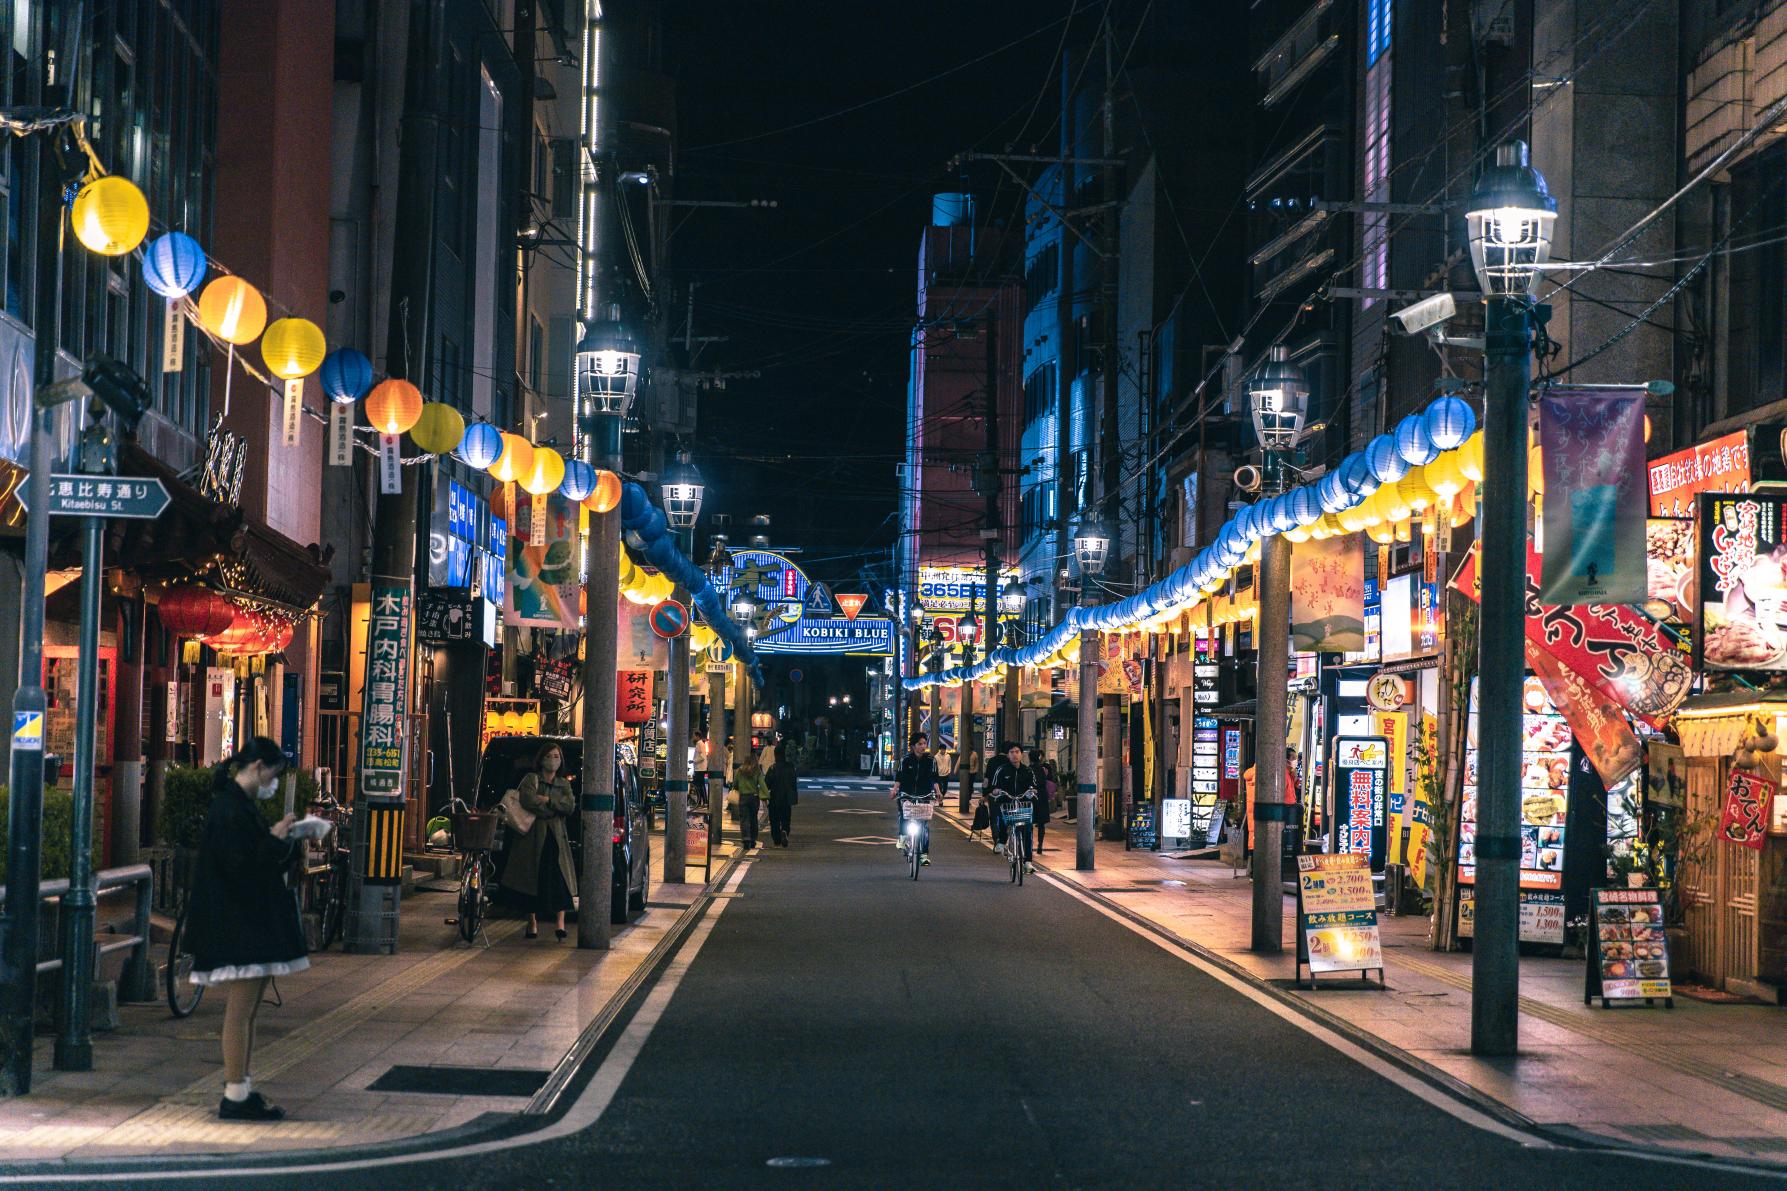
[18,475,170,519]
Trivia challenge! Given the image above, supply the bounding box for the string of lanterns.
[907,392,1483,690]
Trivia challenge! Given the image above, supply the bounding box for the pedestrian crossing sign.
[12,710,42,752]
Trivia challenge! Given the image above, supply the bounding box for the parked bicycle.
[305,789,353,951]
[898,794,936,880]
[444,795,502,944]
[163,847,204,1018]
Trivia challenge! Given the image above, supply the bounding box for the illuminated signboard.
[916,565,1021,613]
[1648,430,1749,517]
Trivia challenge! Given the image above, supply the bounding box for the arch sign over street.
[718,549,893,655]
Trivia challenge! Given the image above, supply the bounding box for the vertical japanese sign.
[1720,767,1774,850]
[1330,736,1388,870]
[616,669,653,724]
[358,582,412,797]
[1699,493,1787,673]
[1539,387,1648,604]
[1372,711,1407,864]
[1290,533,1365,652]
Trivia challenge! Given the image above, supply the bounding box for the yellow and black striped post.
[360,802,406,886]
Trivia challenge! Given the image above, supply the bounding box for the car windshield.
[475,737,582,811]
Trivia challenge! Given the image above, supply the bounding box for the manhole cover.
[766,1156,832,1169]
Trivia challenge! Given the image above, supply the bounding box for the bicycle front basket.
[903,801,934,821]
[1003,804,1034,825]
[453,810,501,851]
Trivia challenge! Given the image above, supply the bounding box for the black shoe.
[218,1091,285,1121]
[555,928,567,941]
[525,926,538,940]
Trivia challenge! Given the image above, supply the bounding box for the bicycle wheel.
[909,834,921,880]
[320,855,349,949]
[457,856,484,943]
[165,904,203,1019]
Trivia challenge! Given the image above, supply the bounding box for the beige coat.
[504,773,578,897]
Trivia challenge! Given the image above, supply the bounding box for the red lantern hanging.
[157,585,235,640]
[207,608,265,654]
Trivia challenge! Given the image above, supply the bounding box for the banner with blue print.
[1539,387,1648,604]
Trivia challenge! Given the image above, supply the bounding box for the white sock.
[225,1079,252,1102]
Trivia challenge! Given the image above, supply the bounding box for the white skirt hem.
[190,957,311,986]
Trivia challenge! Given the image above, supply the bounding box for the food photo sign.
[1586,887,1673,1007]
[1699,493,1787,672]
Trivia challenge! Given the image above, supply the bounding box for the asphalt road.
[14,780,1787,1189]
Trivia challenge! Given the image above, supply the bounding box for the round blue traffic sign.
[650,598,689,639]
[789,668,803,684]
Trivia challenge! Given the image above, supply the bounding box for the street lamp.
[662,449,704,537]
[1073,512,1111,872]
[1246,347,1308,955]
[573,302,640,950]
[1074,515,1111,578]
[657,448,703,883]
[1465,138,1554,1058]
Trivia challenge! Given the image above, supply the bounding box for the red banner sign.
[1648,430,1749,517]
[1720,768,1774,851]
[1451,543,1690,727]
[616,669,653,724]
[1524,641,1642,789]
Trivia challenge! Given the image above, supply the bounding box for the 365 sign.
[358,582,412,797]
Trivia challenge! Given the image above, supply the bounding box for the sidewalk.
[0,824,736,1163]
[941,799,1787,1167]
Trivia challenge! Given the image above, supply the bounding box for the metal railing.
[0,864,154,1003]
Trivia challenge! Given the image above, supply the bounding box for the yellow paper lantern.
[1427,451,1465,499]
[1394,517,1413,543]
[1529,443,1546,494]
[500,710,523,733]
[1284,523,1312,543]
[1458,431,1485,482]
[70,175,150,256]
[260,317,326,380]
[1398,465,1436,512]
[491,433,534,483]
[520,446,565,497]
[410,402,466,455]
[364,378,424,435]
[1379,481,1412,522]
[1355,489,1385,528]
[519,710,541,735]
[1337,504,1369,534]
[196,276,268,345]
[584,469,623,514]
[1367,520,1396,545]
[1451,485,1476,527]
[484,711,501,733]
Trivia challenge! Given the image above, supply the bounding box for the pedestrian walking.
[504,741,579,940]
[735,754,768,850]
[935,746,955,802]
[184,737,309,1121]
[1029,749,1055,852]
[767,750,799,846]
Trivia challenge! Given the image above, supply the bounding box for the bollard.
[120,869,153,1002]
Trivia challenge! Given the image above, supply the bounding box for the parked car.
[473,735,649,923]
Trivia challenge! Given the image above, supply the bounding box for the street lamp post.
[956,616,979,813]
[1465,139,1555,1057]
[1247,346,1308,954]
[661,451,703,882]
[1073,517,1110,871]
[575,307,641,949]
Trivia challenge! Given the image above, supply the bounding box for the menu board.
[1586,887,1672,1006]
[1296,853,1384,982]
[1126,802,1158,851]
[1331,736,1388,869]
[1698,493,1787,672]
[1457,887,1566,945]
[1160,797,1193,845]
[1646,518,1694,624]
[1457,676,1568,892]
[1190,713,1221,836]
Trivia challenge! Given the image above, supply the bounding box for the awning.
[1378,656,1439,677]
[1674,690,1787,758]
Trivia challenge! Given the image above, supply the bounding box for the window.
[1023,362,1056,427]
[1366,0,1393,67]
[529,316,545,395]
[1024,243,1058,315]
[1359,38,1392,304]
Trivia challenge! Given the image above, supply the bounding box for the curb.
[931,804,1787,1177]
[0,848,747,1182]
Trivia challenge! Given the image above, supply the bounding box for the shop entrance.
[1681,758,1759,989]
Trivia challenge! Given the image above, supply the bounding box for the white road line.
[0,860,754,1186]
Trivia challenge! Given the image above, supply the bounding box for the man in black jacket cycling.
[990,741,1039,874]
[895,732,939,863]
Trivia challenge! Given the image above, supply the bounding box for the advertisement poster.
[1331,735,1388,869]
[1457,888,1568,945]
[1645,741,1686,809]
[1407,791,1433,891]
[1525,641,1641,789]
[502,489,580,630]
[1291,533,1365,652]
[1452,542,1691,726]
[1372,711,1408,864]
[1297,853,1383,976]
[1457,676,1570,893]
[1647,518,1695,624]
[1590,887,1672,1002]
[1720,767,1774,850]
[616,669,653,725]
[358,582,412,797]
[1699,493,1787,672]
[1539,388,1648,604]
[1648,430,1749,517]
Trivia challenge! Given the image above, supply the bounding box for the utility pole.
[1075,625,1099,870]
[707,664,726,847]
[664,593,690,881]
[981,309,1002,772]
[1,32,78,1091]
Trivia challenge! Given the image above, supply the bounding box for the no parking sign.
[650,598,689,639]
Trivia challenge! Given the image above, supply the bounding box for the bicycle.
[445,797,502,945]
[898,795,935,880]
[164,850,203,1018]
[998,792,1037,885]
[305,791,353,951]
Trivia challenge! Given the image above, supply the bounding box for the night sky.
[663,2,1090,597]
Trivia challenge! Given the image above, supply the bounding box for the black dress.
[185,768,308,984]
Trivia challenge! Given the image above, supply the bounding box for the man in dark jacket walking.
[766,753,799,846]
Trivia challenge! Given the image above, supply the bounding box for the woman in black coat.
[184,737,307,1122]
[766,754,799,847]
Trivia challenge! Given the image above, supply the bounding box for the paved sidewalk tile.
[0,821,733,1162]
[939,802,1787,1167]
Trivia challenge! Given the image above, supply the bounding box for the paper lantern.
[520,446,565,497]
[261,317,326,380]
[1366,434,1410,484]
[410,402,465,455]
[1355,489,1385,528]
[1379,480,1413,522]
[1318,471,1350,514]
[1397,465,1436,512]
[586,469,623,513]
[456,421,503,469]
[157,586,235,640]
[560,459,597,503]
[142,231,207,298]
[1268,496,1298,533]
[501,710,523,733]
[71,175,149,256]
[1367,520,1396,545]
[1289,485,1322,526]
[319,348,374,404]
[196,276,268,345]
[520,711,541,735]
[1529,444,1545,494]
[1451,485,1476,526]
[490,433,534,483]
[1458,431,1485,482]
[1318,513,1346,538]
[364,378,423,435]
[1427,451,1466,499]
[1337,504,1369,534]
[1424,395,1477,450]
[1394,414,1438,466]
[1284,522,1313,544]
[484,711,502,734]
[1338,453,1379,498]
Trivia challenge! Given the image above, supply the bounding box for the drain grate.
[368,1065,549,1097]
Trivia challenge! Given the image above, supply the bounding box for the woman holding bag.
[502,742,579,940]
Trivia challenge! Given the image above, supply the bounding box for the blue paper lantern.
[318,348,374,406]
[637,506,668,543]
[142,231,207,299]
[1288,485,1320,525]
[1339,453,1378,498]
[558,459,597,503]
[1394,413,1438,466]
[455,421,503,470]
[1366,434,1410,484]
[1268,496,1297,533]
[1318,471,1350,514]
[644,535,680,572]
[1423,395,1476,451]
[619,482,650,527]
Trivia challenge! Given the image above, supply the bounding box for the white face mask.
[256,775,280,800]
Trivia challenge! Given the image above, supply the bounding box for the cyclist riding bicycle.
[989,741,1039,875]
[894,731,940,865]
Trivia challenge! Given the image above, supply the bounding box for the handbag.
[498,787,536,834]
